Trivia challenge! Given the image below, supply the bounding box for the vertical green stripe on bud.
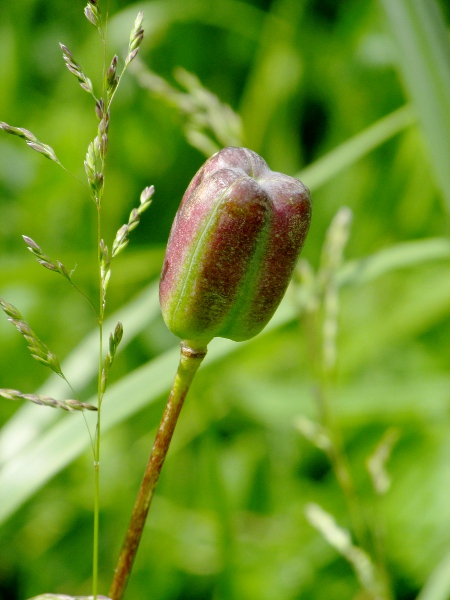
[160,147,311,346]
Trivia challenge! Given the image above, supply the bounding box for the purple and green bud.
[159,146,311,347]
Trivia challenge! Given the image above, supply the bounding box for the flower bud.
[160,147,311,347]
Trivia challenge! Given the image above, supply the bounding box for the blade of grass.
[337,237,450,287]
[238,0,305,152]
[340,264,450,376]
[378,0,450,211]
[296,105,415,191]
[416,551,450,600]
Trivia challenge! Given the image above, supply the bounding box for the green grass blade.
[378,0,450,211]
[296,105,415,191]
[238,0,304,153]
[416,551,450,600]
[337,237,450,287]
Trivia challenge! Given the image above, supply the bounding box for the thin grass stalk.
[93,203,103,600]
[93,1,111,591]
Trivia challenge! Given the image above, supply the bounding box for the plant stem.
[93,204,104,600]
[92,324,102,598]
[109,341,207,600]
[92,1,111,591]
[93,449,100,599]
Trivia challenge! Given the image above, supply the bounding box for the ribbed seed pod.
[159,147,311,348]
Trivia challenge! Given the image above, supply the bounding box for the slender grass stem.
[91,0,111,588]
[93,202,104,600]
[93,449,100,599]
[92,324,103,598]
[109,342,207,600]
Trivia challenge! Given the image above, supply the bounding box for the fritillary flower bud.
[160,147,311,347]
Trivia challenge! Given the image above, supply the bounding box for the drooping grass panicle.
[0,120,87,189]
[59,43,96,97]
[23,235,72,280]
[0,389,97,413]
[131,61,243,156]
[175,67,244,150]
[0,121,62,165]
[111,185,154,258]
[22,236,97,314]
[0,299,65,379]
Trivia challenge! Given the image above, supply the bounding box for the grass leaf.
[296,105,415,191]
[416,551,450,600]
[378,0,450,210]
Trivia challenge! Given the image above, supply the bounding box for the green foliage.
[378,0,450,210]
[0,0,449,599]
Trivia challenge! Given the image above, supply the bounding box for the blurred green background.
[1,0,450,599]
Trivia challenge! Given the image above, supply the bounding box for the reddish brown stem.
[109,342,207,600]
